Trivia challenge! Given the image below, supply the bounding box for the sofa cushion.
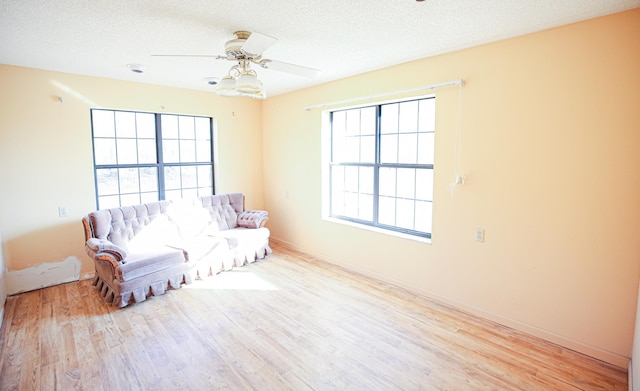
[166,200,212,239]
[210,227,270,250]
[117,247,186,282]
[127,214,180,253]
[166,235,228,262]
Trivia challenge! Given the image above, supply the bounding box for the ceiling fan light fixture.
[235,72,262,93]
[216,75,240,97]
[216,60,266,99]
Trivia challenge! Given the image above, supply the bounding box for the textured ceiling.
[1,0,638,97]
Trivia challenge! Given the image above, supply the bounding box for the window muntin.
[91,109,214,209]
[329,97,435,239]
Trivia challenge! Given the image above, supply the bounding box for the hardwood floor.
[0,243,628,390]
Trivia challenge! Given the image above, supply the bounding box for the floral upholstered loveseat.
[82,193,271,307]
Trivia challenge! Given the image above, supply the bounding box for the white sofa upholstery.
[82,193,271,307]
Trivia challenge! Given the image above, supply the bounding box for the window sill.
[322,216,432,245]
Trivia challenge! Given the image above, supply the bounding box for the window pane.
[179,116,195,139]
[181,166,197,188]
[120,193,141,207]
[397,168,416,199]
[346,110,360,136]
[360,135,375,163]
[344,191,358,218]
[163,140,180,163]
[198,166,213,188]
[399,101,418,133]
[138,139,158,163]
[180,140,196,162]
[119,168,139,194]
[162,115,179,139]
[417,133,435,165]
[116,139,138,164]
[196,140,211,162]
[331,166,345,216]
[332,111,346,139]
[378,196,396,226]
[380,134,398,164]
[381,103,398,134]
[345,136,360,162]
[140,192,159,204]
[137,113,156,139]
[359,167,373,195]
[92,110,115,137]
[94,139,117,165]
[379,167,396,197]
[139,167,158,192]
[165,166,181,190]
[115,111,136,138]
[197,165,212,188]
[359,193,373,221]
[419,99,436,133]
[96,168,119,195]
[415,169,434,201]
[98,195,120,210]
[344,166,358,192]
[138,139,157,164]
[396,198,415,230]
[360,107,376,135]
[195,117,211,140]
[398,133,418,164]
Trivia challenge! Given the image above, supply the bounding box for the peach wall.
[0,65,264,281]
[261,9,640,367]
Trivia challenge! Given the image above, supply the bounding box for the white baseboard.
[270,237,630,369]
[6,256,82,295]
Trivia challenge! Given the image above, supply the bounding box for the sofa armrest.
[94,253,121,271]
[86,238,128,261]
[237,210,269,229]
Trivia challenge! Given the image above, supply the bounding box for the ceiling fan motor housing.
[225,31,251,59]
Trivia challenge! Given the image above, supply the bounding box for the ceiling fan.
[153,31,320,99]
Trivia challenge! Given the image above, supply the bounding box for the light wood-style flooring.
[0,243,628,390]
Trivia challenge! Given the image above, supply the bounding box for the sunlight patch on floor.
[185,269,279,291]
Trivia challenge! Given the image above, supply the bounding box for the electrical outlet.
[475,228,485,242]
[58,206,69,217]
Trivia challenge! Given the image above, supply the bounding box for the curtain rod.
[304,78,464,111]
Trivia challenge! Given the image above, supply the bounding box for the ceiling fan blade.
[242,32,278,55]
[261,59,320,78]
[151,54,227,59]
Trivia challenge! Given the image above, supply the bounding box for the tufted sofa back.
[87,201,172,249]
[83,193,246,249]
[198,193,244,231]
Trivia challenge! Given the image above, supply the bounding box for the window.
[328,97,435,239]
[91,109,214,209]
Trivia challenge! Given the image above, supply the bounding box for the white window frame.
[321,95,436,243]
[90,109,216,209]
